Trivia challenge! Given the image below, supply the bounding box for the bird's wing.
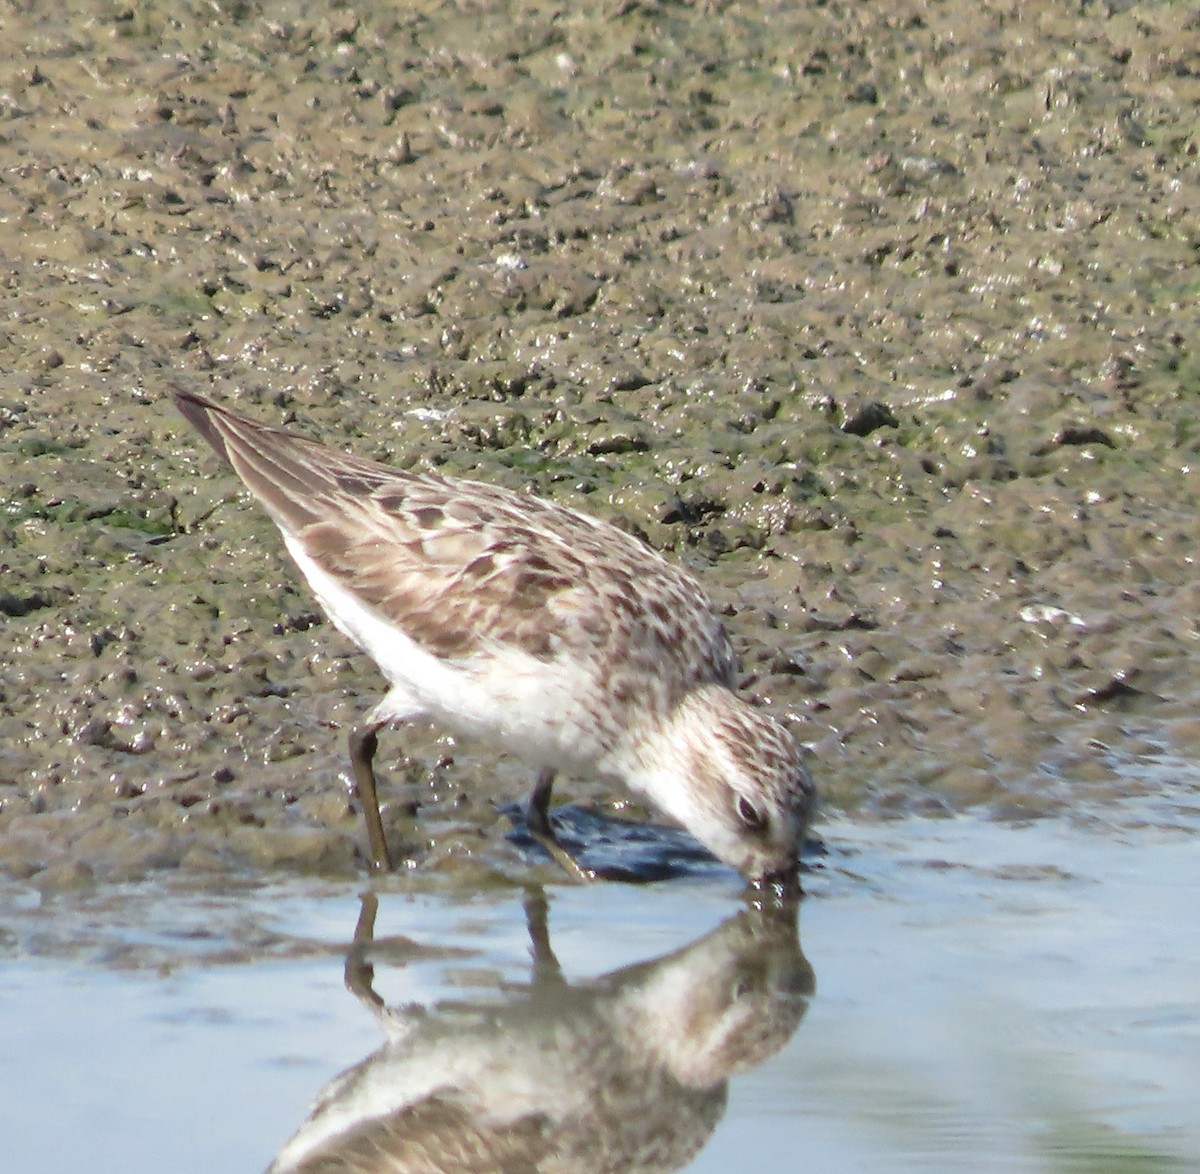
[173,391,735,686]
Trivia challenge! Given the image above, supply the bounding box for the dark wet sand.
[1,1,1198,887]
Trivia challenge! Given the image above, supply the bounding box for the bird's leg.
[525,766,556,838]
[349,721,394,872]
[523,767,595,883]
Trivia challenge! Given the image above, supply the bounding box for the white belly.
[284,535,616,773]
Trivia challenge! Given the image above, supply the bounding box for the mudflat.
[1,1,1197,887]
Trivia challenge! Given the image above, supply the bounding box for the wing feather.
[173,390,735,691]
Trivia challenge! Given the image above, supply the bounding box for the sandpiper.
[172,390,814,888]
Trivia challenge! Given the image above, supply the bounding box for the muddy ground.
[0,0,1197,889]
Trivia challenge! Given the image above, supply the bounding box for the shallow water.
[5,774,1197,1173]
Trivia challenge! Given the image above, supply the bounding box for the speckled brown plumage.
[173,390,814,885]
[178,392,732,703]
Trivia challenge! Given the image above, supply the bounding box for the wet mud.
[1,0,1198,888]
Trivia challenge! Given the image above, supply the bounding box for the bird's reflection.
[270,891,814,1173]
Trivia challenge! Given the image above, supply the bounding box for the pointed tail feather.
[171,390,397,534]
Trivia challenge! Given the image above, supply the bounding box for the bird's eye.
[736,795,767,831]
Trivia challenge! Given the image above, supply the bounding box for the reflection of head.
[613,902,814,1088]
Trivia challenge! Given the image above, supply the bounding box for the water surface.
[5,778,1197,1172]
